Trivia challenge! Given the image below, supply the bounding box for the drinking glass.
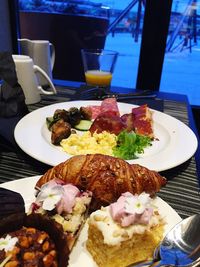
[81,49,118,90]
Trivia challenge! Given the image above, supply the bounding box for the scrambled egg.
[60,131,117,156]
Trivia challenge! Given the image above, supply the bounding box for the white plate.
[14,100,198,171]
[0,176,182,267]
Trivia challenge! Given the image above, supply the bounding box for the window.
[19,0,200,106]
[105,0,145,89]
[160,0,200,105]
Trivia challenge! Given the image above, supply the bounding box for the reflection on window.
[105,0,145,89]
[166,1,197,53]
[19,0,110,18]
[160,0,200,105]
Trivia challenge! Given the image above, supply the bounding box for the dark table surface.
[0,84,200,219]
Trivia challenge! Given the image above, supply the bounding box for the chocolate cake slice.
[0,213,69,267]
[0,187,71,266]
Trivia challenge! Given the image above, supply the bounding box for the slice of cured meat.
[87,105,102,120]
[132,104,154,138]
[100,98,120,116]
[132,104,151,119]
[87,98,119,120]
[89,111,126,135]
[120,113,134,132]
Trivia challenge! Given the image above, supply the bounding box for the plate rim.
[14,100,198,171]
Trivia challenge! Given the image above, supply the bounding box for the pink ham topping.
[56,184,80,214]
[109,192,153,227]
[32,179,92,215]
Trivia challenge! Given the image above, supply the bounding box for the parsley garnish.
[113,130,152,160]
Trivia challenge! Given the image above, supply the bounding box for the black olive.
[68,107,82,126]
[53,109,70,122]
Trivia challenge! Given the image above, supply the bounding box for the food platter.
[0,176,182,267]
[14,100,198,171]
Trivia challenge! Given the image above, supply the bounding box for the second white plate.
[0,176,182,267]
[14,100,198,171]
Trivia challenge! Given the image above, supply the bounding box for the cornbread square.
[86,206,164,267]
[87,223,164,267]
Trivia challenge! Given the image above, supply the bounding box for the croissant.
[36,154,167,209]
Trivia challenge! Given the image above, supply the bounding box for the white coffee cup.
[18,39,55,86]
[12,55,57,105]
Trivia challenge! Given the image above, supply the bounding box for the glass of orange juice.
[81,49,118,89]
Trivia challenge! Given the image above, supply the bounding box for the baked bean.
[23,252,35,260]
[5,260,19,267]
[42,240,50,252]
[37,232,48,244]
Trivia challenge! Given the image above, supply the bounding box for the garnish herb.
[113,131,152,160]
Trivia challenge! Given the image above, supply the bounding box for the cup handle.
[33,65,57,95]
[49,43,55,69]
